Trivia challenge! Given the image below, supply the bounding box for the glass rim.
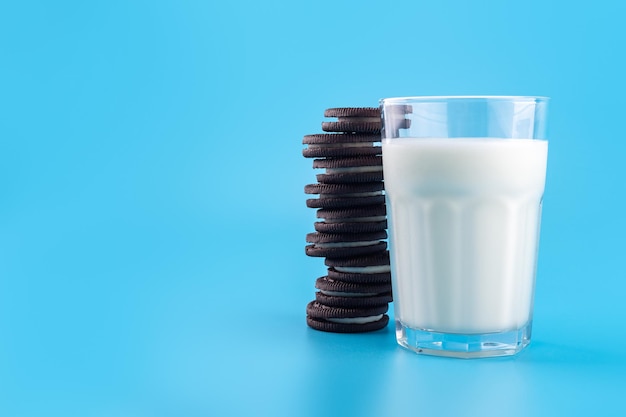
[380,95,549,104]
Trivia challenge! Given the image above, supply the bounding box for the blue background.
[1,0,625,416]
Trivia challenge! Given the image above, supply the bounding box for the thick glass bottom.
[395,320,532,359]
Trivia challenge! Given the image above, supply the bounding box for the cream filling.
[328,314,384,324]
[320,290,379,297]
[325,216,387,223]
[315,240,380,248]
[325,166,383,174]
[334,265,392,274]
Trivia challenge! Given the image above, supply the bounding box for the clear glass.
[380,96,549,358]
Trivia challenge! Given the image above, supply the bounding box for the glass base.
[395,320,532,359]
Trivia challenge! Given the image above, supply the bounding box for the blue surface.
[1,0,625,416]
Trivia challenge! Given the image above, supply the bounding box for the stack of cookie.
[302,107,392,333]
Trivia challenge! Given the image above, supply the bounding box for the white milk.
[382,138,548,334]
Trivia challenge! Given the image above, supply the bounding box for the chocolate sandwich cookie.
[317,204,387,222]
[306,314,389,333]
[305,182,385,209]
[315,204,387,233]
[315,292,393,308]
[305,242,387,258]
[325,251,392,274]
[326,267,392,284]
[306,230,387,246]
[314,156,383,184]
[302,133,382,158]
[313,220,387,234]
[316,170,383,184]
[305,182,384,195]
[307,300,389,320]
[305,231,387,258]
[324,107,381,119]
[306,301,389,333]
[322,107,381,134]
[306,196,385,209]
[315,276,392,296]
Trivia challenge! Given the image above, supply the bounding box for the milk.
[382,138,548,334]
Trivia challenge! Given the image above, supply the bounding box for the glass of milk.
[380,96,549,358]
